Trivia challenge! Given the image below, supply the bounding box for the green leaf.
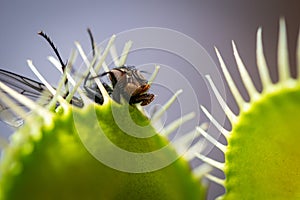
[0,102,206,200]
[224,83,300,199]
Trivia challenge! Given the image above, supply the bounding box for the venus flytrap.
[2,18,298,200]
[0,35,207,200]
[197,19,300,199]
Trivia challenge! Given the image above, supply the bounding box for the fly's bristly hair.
[87,28,96,57]
[38,31,70,97]
[38,31,67,72]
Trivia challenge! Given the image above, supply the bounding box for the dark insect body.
[84,66,154,106]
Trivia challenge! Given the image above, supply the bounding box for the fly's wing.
[0,69,50,100]
[0,69,84,127]
[0,69,53,127]
[0,103,25,127]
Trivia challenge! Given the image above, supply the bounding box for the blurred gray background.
[0,0,300,199]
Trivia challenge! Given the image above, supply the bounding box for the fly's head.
[107,66,155,106]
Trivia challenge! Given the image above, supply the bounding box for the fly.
[0,30,154,126]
